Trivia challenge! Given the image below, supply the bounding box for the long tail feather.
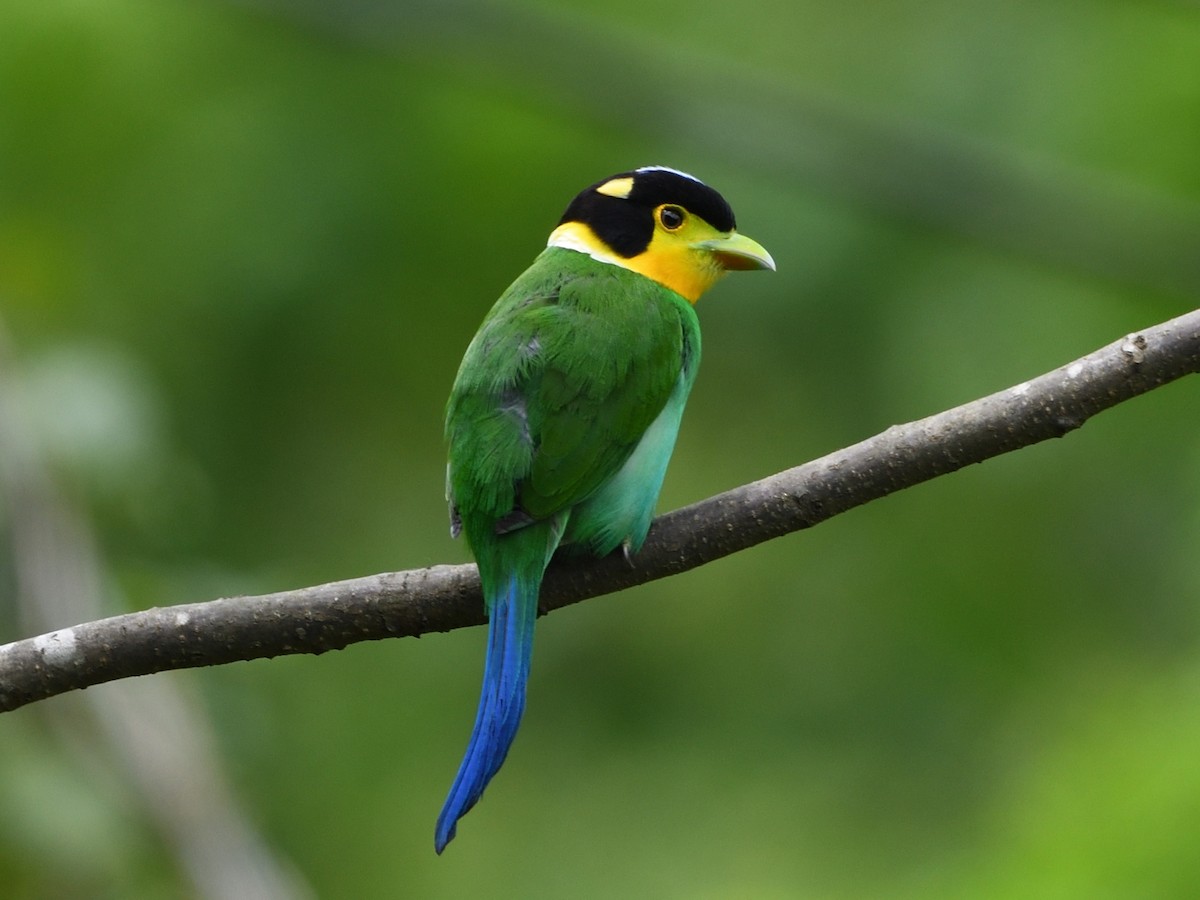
[435,571,537,853]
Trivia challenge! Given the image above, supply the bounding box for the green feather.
[437,166,772,853]
[446,247,699,534]
[437,245,700,852]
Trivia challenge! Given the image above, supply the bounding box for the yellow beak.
[694,232,776,272]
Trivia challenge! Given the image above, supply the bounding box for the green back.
[446,247,697,537]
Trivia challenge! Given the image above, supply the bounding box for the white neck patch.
[545,222,626,267]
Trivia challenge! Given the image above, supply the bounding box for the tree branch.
[2,309,1198,713]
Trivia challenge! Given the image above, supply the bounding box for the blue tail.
[435,572,537,853]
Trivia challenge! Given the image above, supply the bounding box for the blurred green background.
[2,0,1200,897]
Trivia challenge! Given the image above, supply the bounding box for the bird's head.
[546,166,775,302]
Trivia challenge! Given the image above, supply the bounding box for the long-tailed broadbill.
[437,166,774,852]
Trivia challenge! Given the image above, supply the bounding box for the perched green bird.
[437,166,773,852]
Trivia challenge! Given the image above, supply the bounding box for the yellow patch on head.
[624,230,727,303]
[547,218,725,302]
[547,211,740,302]
[547,201,771,303]
[546,221,624,265]
[594,177,635,199]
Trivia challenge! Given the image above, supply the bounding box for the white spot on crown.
[635,165,703,184]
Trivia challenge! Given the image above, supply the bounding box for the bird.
[436,166,774,852]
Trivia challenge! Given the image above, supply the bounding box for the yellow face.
[547,202,773,303]
[625,204,731,303]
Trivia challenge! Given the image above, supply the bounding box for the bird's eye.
[658,205,686,231]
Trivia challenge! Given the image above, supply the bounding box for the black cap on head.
[557,167,737,258]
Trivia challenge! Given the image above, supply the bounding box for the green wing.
[446,247,690,532]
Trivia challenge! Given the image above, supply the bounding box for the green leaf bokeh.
[2,1,1200,896]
